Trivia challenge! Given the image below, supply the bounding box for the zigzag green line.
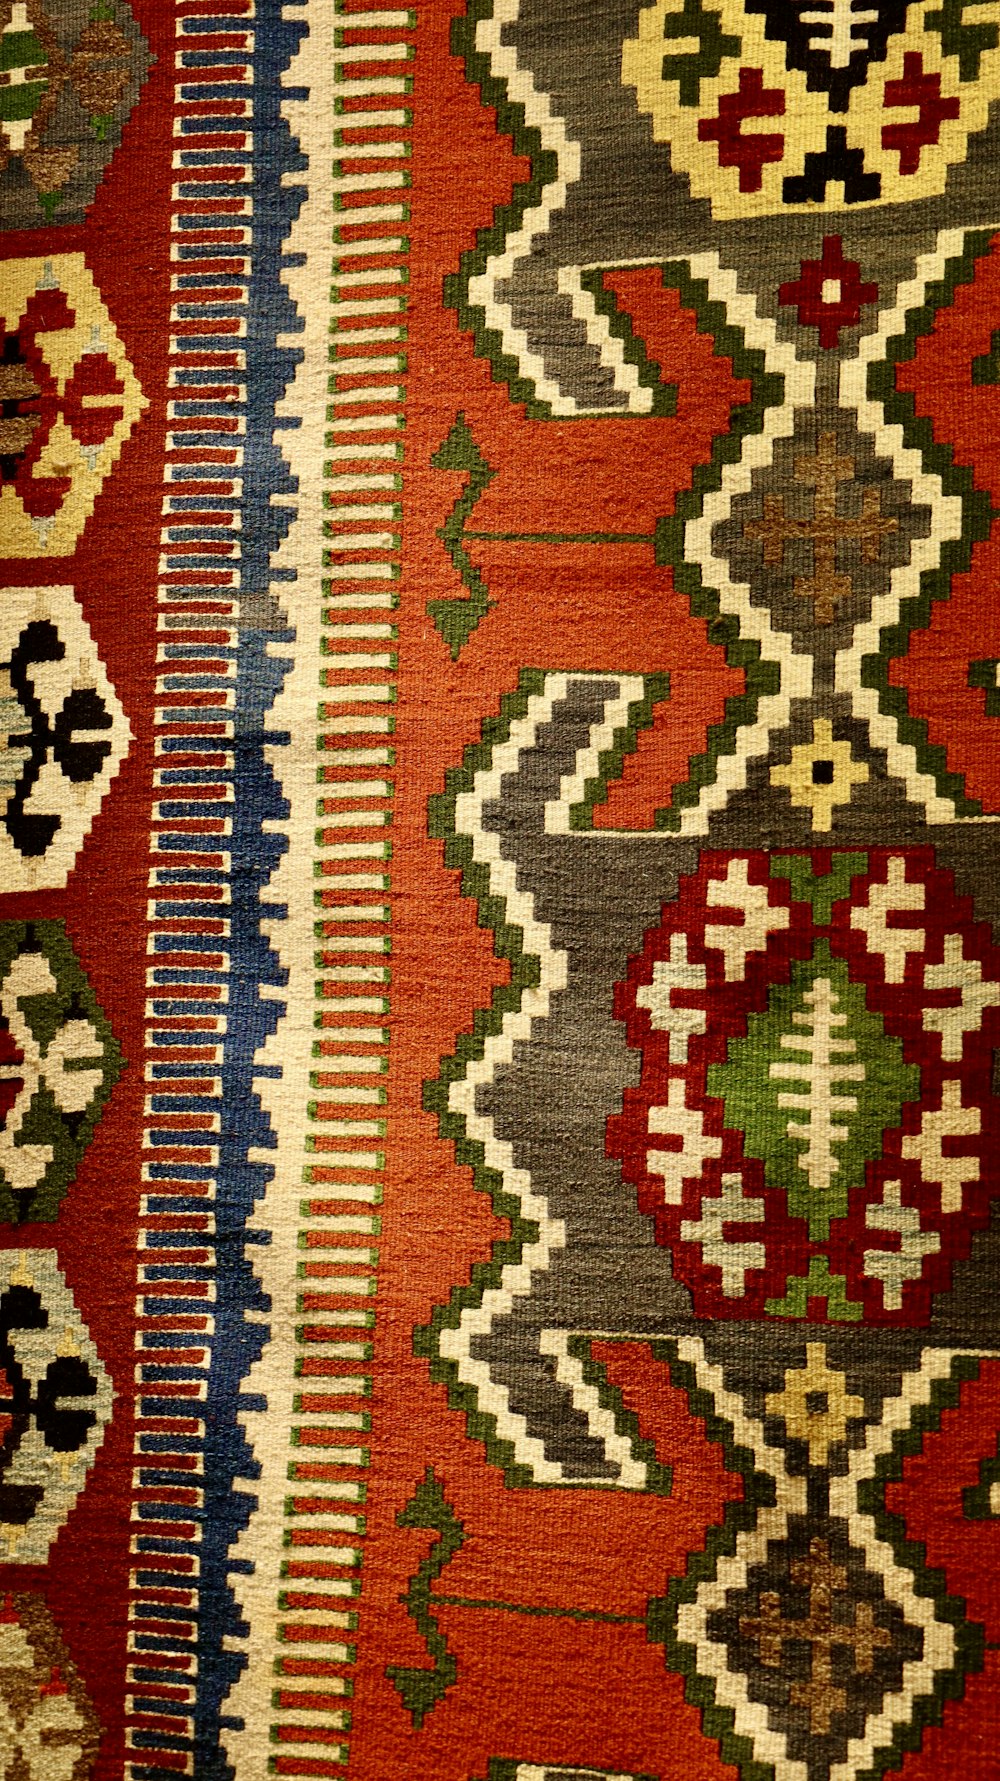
[445,0,561,419]
[863,228,996,818]
[418,670,551,1489]
[579,270,679,417]
[569,673,670,830]
[567,1333,672,1495]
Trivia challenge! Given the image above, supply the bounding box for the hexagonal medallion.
[1,586,132,891]
[0,253,146,557]
[0,921,124,1224]
[0,1249,112,1561]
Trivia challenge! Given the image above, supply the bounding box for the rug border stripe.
[126,0,250,1769]
[268,4,412,1773]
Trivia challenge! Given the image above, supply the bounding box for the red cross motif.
[779,236,879,350]
[39,1665,70,1698]
[698,68,786,193]
[882,52,960,176]
[62,349,126,452]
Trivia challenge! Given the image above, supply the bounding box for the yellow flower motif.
[770,718,869,831]
[766,1341,865,1465]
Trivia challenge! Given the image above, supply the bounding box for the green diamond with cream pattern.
[707,940,920,1238]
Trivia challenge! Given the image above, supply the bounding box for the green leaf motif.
[765,1253,863,1321]
[706,941,919,1238]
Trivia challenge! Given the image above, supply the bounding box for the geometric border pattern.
[843,226,998,818]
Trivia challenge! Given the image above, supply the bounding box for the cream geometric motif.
[901,1079,981,1214]
[0,255,146,557]
[922,934,1000,1061]
[0,586,131,891]
[667,1339,970,1781]
[704,856,790,979]
[800,0,877,69]
[680,1172,766,1296]
[770,719,870,832]
[0,947,104,1196]
[767,971,865,1195]
[636,931,707,1062]
[0,1249,112,1563]
[764,1342,863,1466]
[850,859,925,983]
[647,1078,722,1202]
[655,229,998,834]
[864,1181,941,1310]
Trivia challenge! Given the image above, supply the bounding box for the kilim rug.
[5,0,1000,1776]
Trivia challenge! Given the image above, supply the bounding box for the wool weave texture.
[4,0,1000,1774]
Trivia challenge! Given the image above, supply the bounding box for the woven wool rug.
[3,0,1000,1775]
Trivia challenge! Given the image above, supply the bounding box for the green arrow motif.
[770,852,867,924]
[765,1253,864,1321]
[428,413,497,657]
[386,1466,466,1726]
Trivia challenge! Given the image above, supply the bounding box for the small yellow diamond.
[770,718,869,831]
[766,1342,865,1466]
